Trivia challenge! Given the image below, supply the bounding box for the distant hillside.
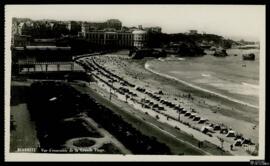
[148,32,237,49]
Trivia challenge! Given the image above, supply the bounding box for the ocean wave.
[242,82,259,89]
[158,57,186,62]
[201,73,211,77]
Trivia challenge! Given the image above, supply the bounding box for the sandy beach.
[76,51,259,156]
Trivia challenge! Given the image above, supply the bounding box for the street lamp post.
[109,80,114,101]
[178,107,183,122]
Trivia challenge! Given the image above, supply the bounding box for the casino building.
[80,19,122,36]
[81,25,148,49]
[83,30,134,49]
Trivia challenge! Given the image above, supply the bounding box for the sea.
[146,48,260,108]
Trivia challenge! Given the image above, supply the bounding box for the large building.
[82,23,149,49]
[132,30,148,49]
[80,19,122,36]
[11,45,83,74]
[117,31,134,48]
[83,29,148,49]
[13,46,72,63]
[84,30,134,49]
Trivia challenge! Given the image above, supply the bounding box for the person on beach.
[230,144,233,151]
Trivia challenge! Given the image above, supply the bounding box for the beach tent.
[178,107,184,111]
[158,106,164,111]
[234,139,243,146]
[189,113,196,118]
[209,123,215,127]
[184,112,191,116]
[201,126,209,134]
[198,118,208,124]
[201,126,213,134]
[220,127,229,134]
[226,130,236,137]
[193,116,200,121]
[213,125,221,131]
[181,109,187,114]
[242,138,252,145]
[152,104,159,108]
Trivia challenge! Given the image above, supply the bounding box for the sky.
[5,5,265,41]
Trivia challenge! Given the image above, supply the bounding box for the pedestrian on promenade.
[230,144,233,151]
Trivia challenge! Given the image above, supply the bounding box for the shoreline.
[82,54,258,155]
[144,62,258,109]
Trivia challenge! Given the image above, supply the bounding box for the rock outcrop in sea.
[163,42,205,57]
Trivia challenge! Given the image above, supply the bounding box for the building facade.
[84,30,148,49]
[81,21,149,49]
[80,19,122,37]
[12,46,77,73]
[84,30,134,49]
[117,32,134,48]
[132,30,148,49]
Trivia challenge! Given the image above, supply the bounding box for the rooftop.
[13,46,71,51]
[132,30,147,34]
